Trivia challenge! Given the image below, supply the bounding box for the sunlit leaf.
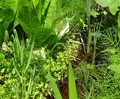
[17,5,53,46]
[95,0,120,15]
[95,0,112,7]
[91,10,99,18]
[4,0,18,13]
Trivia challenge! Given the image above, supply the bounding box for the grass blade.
[69,63,78,99]
[25,66,36,99]
[49,73,62,99]
[25,41,34,73]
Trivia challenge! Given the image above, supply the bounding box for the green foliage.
[95,0,120,40]
[49,63,78,99]
[90,10,99,18]
[0,22,4,46]
[95,0,120,15]
[104,48,120,79]
[92,68,120,99]
[0,0,72,47]
[69,0,86,24]
[2,0,120,99]
[0,0,16,31]
[75,21,120,98]
[76,61,120,99]
[17,0,56,46]
[0,29,75,98]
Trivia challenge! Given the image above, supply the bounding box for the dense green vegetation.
[0,0,120,99]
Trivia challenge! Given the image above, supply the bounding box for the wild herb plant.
[75,23,120,99]
[0,0,71,48]
[1,0,120,99]
[0,29,77,98]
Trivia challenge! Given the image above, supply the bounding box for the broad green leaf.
[18,6,40,37]
[109,0,120,15]
[41,0,52,25]
[18,0,33,7]
[43,0,64,28]
[95,0,112,7]
[47,0,59,26]
[35,0,45,21]
[33,27,53,46]
[0,1,3,7]
[95,0,120,15]
[4,0,18,13]
[49,73,62,99]
[69,63,78,99]
[0,1,15,30]
[0,22,4,46]
[43,34,59,48]
[3,9,14,30]
[32,0,39,7]
[0,8,4,22]
[18,6,53,46]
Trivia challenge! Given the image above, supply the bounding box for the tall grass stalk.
[12,29,35,99]
[25,41,34,73]
[25,66,36,99]
[86,0,92,53]
[92,23,100,64]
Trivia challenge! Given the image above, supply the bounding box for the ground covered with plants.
[0,0,120,99]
